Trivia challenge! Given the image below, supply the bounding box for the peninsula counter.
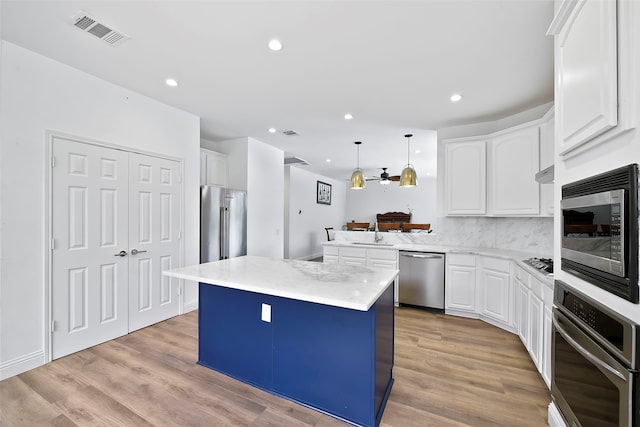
[163,256,398,427]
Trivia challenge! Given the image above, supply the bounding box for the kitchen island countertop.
[163,255,398,311]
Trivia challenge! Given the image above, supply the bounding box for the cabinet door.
[516,282,529,347]
[200,149,228,187]
[539,116,555,216]
[479,267,511,324]
[445,139,486,215]
[488,127,540,215]
[528,292,544,373]
[445,265,477,312]
[557,0,617,153]
[542,304,553,388]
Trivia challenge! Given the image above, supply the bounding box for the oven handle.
[553,316,627,382]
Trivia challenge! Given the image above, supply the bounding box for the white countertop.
[163,255,398,311]
[323,240,554,287]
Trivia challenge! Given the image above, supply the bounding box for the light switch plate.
[261,303,271,322]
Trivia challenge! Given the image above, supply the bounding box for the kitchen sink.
[351,242,395,247]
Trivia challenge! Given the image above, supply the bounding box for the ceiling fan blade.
[389,175,400,181]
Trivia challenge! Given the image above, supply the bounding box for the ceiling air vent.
[73,12,130,47]
[284,157,309,166]
[281,130,299,136]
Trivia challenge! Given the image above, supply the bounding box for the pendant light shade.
[350,141,366,189]
[400,134,418,187]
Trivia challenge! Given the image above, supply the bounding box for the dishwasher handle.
[400,252,444,260]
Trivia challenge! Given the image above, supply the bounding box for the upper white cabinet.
[445,121,544,217]
[488,126,540,216]
[539,112,555,216]
[200,148,228,187]
[549,0,636,155]
[445,139,487,215]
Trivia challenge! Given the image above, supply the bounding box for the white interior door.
[128,153,181,332]
[51,137,129,359]
[52,137,182,358]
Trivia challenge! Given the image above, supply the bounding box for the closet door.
[128,153,181,332]
[51,137,129,359]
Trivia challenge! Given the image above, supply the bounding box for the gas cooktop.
[522,257,553,274]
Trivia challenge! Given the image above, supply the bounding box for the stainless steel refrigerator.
[200,186,247,262]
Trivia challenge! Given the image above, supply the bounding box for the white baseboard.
[548,401,567,427]
[444,309,480,320]
[479,314,517,334]
[0,350,45,380]
[183,300,198,313]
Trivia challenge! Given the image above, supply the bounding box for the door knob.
[131,249,147,255]
[114,250,128,257]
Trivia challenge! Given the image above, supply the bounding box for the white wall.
[247,138,284,258]
[209,137,285,259]
[285,167,347,260]
[346,177,437,227]
[0,42,201,379]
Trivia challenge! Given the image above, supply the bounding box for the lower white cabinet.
[513,265,553,389]
[478,257,512,329]
[445,254,477,314]
[323,245,399,303]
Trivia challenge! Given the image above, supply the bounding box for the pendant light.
[400,134,418,187]
[350,141,366,190]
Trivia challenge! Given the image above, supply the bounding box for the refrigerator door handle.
[219,206,227,259]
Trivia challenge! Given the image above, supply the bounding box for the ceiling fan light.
[351,169,366,189]
[380,178,391,185]
[400,165,417,187]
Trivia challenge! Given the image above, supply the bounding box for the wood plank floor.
[1,308,550,426]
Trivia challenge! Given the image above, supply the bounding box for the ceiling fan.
[367,168,400,185]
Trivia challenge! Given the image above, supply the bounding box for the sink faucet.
[374,223,383,243]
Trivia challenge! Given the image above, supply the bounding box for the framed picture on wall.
[317,181,332,205]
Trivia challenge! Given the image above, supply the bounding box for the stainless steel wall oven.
[561,164,639,303]
[552,280,639,427]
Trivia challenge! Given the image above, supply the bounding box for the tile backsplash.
[335,216,554,256]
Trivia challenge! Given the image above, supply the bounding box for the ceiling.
[0,0,554,182]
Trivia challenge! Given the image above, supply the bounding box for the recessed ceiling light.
[268,39,282,51]
[415,149,421,154]
[268,128,276,133]
[344,113,353,120]
[165,78,178,87]
[326,159,331,163]
[450,93,462,102]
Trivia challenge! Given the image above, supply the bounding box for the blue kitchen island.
[163,256,398,427]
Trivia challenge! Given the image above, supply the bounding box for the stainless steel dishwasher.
[399,251,445,311]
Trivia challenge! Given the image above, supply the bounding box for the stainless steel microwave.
[561,164,639,303]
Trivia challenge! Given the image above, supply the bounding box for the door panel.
[128,153,181,332]
[52,137,129,359]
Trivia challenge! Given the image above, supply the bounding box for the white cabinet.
[445,254,477,314]
[553,0,618,154]
[513,264,553,389]
[539,112,555,216]
[323,245,399,303]
[200,148,228,187]
[445,139,486,215]
[488,126,540,215]
[516,278,530,348]
[478,257,513,331]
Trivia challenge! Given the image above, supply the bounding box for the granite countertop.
[163,255,398,311]
[323,240,554,287]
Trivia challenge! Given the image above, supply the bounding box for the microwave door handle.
[553,316,627,382]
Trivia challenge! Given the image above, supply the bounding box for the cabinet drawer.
[515,266,530,287]
[447,253,475,267]
[367,260,397,269]
[340,247,367,258]
[323,255,339,265]
[323,246,339,256]
[482,257,511,273]
[530,277,543,300]
[367,248,397,261]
